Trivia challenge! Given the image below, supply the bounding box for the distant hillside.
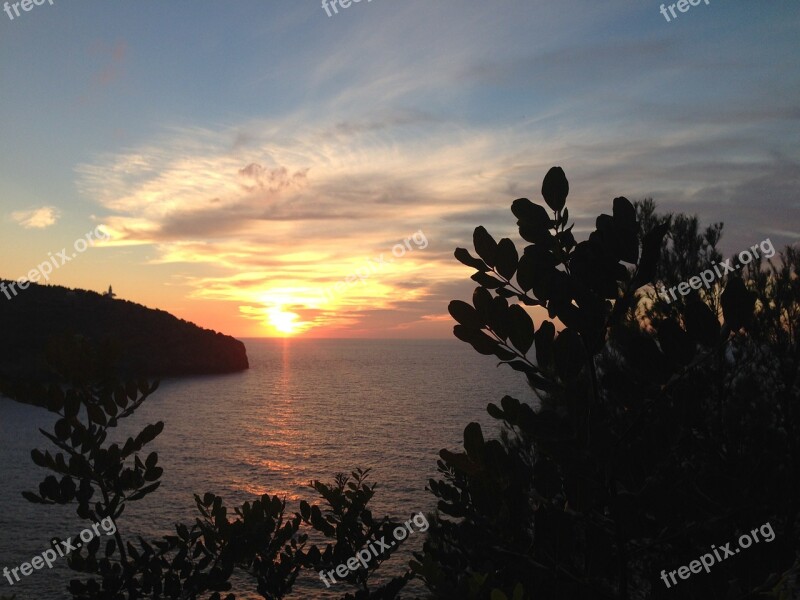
[0,280,249,380]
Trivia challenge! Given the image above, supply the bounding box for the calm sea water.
[0,339,533,599]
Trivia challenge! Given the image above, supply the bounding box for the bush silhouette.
[1,339,416,599]
[413,167,799,600]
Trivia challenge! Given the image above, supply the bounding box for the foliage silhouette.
[1,340,416,599]
[413,167,799,600]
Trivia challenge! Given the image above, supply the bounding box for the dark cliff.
[0,280,249,380]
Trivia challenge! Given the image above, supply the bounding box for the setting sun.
[266,307,305,336]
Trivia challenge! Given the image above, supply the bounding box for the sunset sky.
[1,1,798,338]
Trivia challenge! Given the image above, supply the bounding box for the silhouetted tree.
[413,167,799,600]
[635,198,724,321]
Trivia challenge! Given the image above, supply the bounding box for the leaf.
[517,247,559,300]
[517,248,558,300]
[127,482,161,502]
[136,421,165,447]
[54,418,71,441]
[22,491,45,504]
[494,347,517,361]
[487,403,504,419]
[612,197,639,263]
[595,213,614,234]
[454,247,488,272]
[633,222,669,288]
[488,296,510,340]
[516,253,535,292]
[541,166,569,212]
[507,304,534,354]
[87,403,106,426]
[570,240,618,299]
[141,461,162,486]
[495,238,519,279]
[102,395,118,418]
[463,422,485,460]
[114,386,128,408]
[612,196,636,230]
[530,265,557,303]
[31,449,47,467]
[496,287,516,299]
[516,211,553,246]
[511,197,547,224]
[40,475,59,500]
[59,476,76,502]
[471,272,504,288]
[448,300,484,329]
[504,360,537,376]
[505,359,556,391]
[126,381,139,400]
[145,452,158,469]
[453,325,498,355]
[473,226,498,267]
[473,287,493,320]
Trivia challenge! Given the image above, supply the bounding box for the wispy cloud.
[54,0,800,336]
[10,206,61,229]
[75,83,800,334]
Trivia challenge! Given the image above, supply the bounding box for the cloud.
[10,206,61,229]
[238,164,309,194]
[75,99,800,336]
[70,0,800,336]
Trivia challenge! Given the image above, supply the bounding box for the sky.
[1,0,798,338]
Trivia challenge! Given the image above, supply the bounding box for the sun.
[266,307,304,336]
[252,291,315,337]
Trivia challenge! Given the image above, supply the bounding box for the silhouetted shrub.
[2,338,415,599]
[414,167,799,600]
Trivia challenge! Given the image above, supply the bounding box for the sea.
[0,338,534,599]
